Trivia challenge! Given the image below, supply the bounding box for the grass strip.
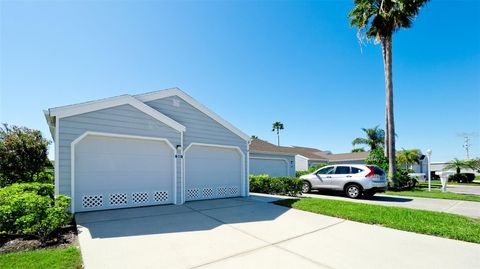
[0,246,82,269]
[385,189,480,202]
[274,198,480,244]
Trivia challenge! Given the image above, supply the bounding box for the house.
[249,139,296,177]
[44,88,250,213]
[249,139,329,175]
[250,139,429,175]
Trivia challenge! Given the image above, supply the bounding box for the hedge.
[0,183,71,242]
[448,173,475,183]
[249,175,302,196]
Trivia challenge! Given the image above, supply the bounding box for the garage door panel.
[250,158,288,177]
[74,135,175,212]
[185,145,243,201]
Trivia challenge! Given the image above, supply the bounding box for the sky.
[1,0,479,162]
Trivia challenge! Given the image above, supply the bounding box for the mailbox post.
[435,171,454,192]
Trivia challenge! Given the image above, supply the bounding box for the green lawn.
[274,198,480,244]
[0,246,82,269]
[385,188,480,202]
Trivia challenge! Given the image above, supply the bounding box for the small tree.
[0,124,51,187]
[272,122,284,146]
[365,147,388,172]
[397,149,421,170]
[352,148,366,153]
[352,126,385,151]
[444,159,476,174]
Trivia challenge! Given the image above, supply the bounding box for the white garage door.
[250,158,289,177]
[185,144,243,201]
[74,135,175,212]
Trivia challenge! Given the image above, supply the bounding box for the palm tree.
[444,159,476,174]
[349,0,430,187]
[397,149,421,170]
[352,126,385,151]
[272,122,284,146]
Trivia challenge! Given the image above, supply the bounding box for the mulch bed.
[0,221,78,254]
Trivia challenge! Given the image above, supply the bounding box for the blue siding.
[146,96,248,195]
[57,104,181,202]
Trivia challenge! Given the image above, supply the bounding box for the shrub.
[0,183,71,242]
[448,173,475,183]
[249,175,302,196]
[0,124,51,187]
[393,168,417,190]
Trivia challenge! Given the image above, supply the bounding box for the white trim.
[295,154,309,161]
[136,88,250,141]
[70,131,177,213]
[180,132,185,204]
[54,117,59,196]
[49,95,186,133]
[250,156,290,176]
[183,142,246,198]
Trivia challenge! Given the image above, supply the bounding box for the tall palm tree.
[397,149,421,170]
[349,0,430,187]
[272,122,284,146]
[352,126,385,151]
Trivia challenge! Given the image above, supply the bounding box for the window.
[334,166,350,174]
[316,166,335,175]
[368,165,385,176]
[351,167,363,174]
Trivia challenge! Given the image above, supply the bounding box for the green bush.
[448,173,475,183]
[0,183,71,242]
[394,168,417,190]
[249,175,302,196]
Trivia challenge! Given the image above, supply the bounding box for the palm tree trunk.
[277,129,280,146]
[382,35,397,187]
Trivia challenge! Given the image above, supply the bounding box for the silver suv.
[300,164,388,198]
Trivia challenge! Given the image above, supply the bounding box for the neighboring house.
[44,88,250,213]
[431,161,479,176]
[250,139,429,174]
[249,139,329,173]
[249,139,296,177]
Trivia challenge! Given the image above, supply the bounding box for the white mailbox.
[435,171,454,192]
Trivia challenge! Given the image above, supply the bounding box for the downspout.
[246,139,251,197]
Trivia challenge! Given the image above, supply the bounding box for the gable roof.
[250,139,328,160]
[320,151,369,161]
[47,94,186,133]
[135,88,250,141]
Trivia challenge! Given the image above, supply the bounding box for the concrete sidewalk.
[300,191,480,218]
[76,197,480,269]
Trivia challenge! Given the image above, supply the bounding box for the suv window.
[351,167,363,174]
[368,165,385,175]
[316,166,335,175]
[334,166,350,174]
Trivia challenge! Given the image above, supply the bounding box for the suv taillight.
[366,166,374,177]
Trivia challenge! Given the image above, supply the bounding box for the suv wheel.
[345,184,361,199]
[302,181,311,193]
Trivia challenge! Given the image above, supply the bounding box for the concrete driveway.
[76,197,480,269]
